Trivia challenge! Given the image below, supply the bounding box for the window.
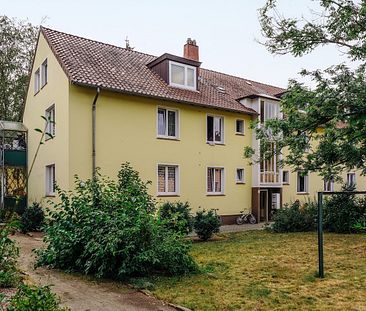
[34,69,40,94]
[323,179,334,192]
[41,59,48,87]
[45,164,55,196]
[169,61,196,90]
[207,115,224,144]
[207,167,224,194]
[347,172,356,187]
[297,172,308,193]
[157,165,179,195]
[236,120,245,135]
[236,168,245,183]
[282,170,289,184]
[45,105,55,139]
[157,108,178,138]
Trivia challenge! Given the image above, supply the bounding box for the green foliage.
[193,209,221,241]
[7,284,69,311]
[0,226,20,288]
[270,201,317,233]
[20,202,44,233]
[158,201,193,235]
[0,16,37,121]
[246,1,366,179]
[36,163,197,278]
[323,186,366,233]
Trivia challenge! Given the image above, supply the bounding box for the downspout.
[92,87,101,179]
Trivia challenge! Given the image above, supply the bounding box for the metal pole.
[317,191,324,278]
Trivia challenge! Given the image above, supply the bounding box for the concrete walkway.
[13,233,175,311]
[219,222,267,233]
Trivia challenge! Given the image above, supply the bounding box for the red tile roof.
[41,27,285,115]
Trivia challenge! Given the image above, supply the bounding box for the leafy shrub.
[36,163,197,278]
[0,226,20,287]
[7,284,69,311]
[158,201,193,235]
[323,186,366,233]
[193,209,221,241]
[20,202,44,233]
[270,200,317,233]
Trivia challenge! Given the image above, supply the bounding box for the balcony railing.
[260,171,279,183]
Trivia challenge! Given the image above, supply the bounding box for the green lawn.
[151,231,366,311]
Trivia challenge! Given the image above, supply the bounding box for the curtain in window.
[167,111,176,137]
[207,168,213,192]
[158,109,166,136]
[158,166,166,192]
[215,169,222,192]
[214,117,221,142]
[167,166,176,192]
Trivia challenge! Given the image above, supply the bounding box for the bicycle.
[235,211,256,225]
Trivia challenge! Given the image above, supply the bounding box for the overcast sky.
[3,0,352,88]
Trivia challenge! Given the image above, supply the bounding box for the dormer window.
[169,61,196,90]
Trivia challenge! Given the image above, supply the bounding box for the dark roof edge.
[147,53,202,68]
[237,93,281,101]
[72,81,257,115]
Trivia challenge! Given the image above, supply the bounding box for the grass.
[150,231,366,311]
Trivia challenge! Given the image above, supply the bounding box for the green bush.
[0,226,20,288]
[7,284,69,311]
[36,163,197,278]
[193,209,221,241]
[270,200,317,233]
[323,186,366,233]
[20,202,44,233]
[158,201,193,235]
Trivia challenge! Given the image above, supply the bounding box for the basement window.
[169,61,196,90]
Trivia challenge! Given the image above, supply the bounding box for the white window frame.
[168,60,197,91]
[156,107,179,139]
[236,168,245,184]
[207,167,225,195]
[41,59,48,87]
[206,114,225,144]
[296,172,309,193]
[323,179,334,192]
[45,164,55,196]
[45,104,55,140]
[235,119,245,135]
[282,170,290,184]
[347,172,356,187]
[34,68,40,94]
[157,164,179,196]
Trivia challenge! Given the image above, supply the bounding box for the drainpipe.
[92,87,101,179]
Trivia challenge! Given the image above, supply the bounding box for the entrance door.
[259,190,268,222]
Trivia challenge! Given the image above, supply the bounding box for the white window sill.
[157,136,180,141]
[157,193,180,197]
[206,141,225,146]
[206,193,225,196]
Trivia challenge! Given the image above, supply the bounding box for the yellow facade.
[23,32,366,220]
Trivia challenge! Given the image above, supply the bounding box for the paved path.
[219,223,267,233]
[13,233,175,311]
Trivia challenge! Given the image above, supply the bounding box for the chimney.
[184,38,199,61]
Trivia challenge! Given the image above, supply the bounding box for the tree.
[246,0,366,180]
[0,16,37,121]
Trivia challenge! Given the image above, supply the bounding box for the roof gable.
[41,27,285,115]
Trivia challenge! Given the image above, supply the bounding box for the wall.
[23,33,70,206]
[68,86,253,215]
